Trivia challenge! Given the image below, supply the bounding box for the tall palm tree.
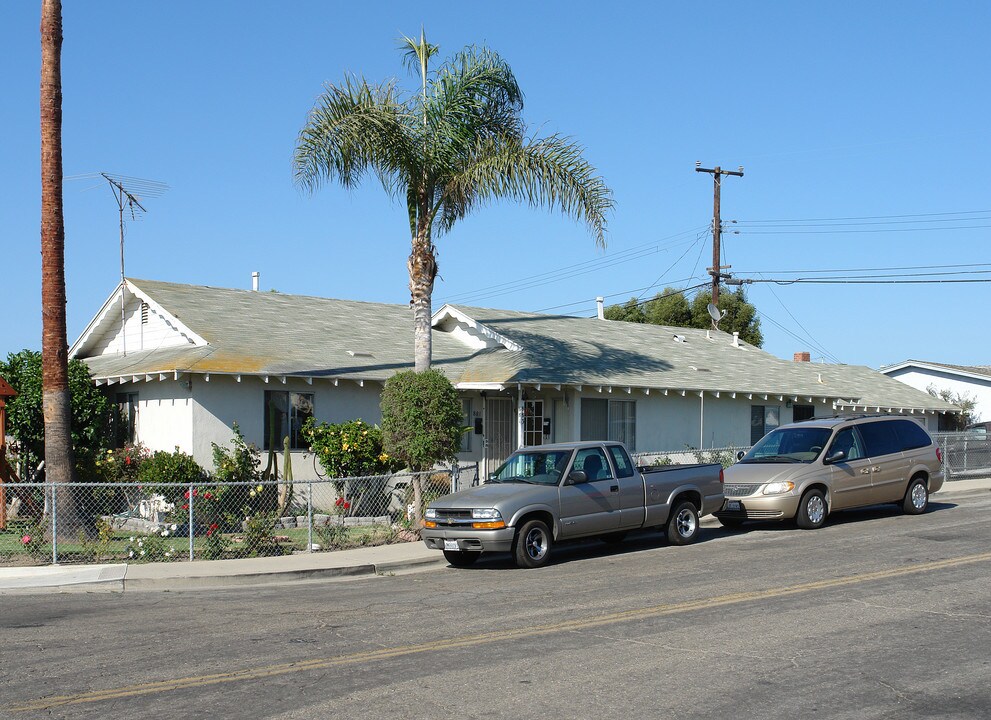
[40,0,80,536]
[295,31,613,371]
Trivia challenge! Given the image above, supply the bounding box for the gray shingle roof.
[77,279,958,413]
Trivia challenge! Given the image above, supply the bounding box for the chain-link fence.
[0,463,478,568]
[935,432,991,480]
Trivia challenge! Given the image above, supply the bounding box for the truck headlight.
[472,508,502,520]
[762,481,795,495]
[425,508,437,520]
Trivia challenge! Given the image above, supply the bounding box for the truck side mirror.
[568,470,588,485]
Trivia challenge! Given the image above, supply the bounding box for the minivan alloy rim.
[676,508,697,537]
[912,483,927,509]
[807,495,825,524]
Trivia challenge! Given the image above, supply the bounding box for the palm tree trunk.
[40,0,80,540]
[408,202,436,372]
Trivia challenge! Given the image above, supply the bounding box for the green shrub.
[380,370,465,472]
[139,447,205,501]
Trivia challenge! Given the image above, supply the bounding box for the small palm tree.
[295,30,613,371]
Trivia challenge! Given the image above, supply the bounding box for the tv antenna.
[86,173,169,355]
[707,302,727,330]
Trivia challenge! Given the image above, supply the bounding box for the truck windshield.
[740,427,833,464]
[490,449,574,485]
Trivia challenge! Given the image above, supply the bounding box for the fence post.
[187,482,194,561]
[451,463,460,493]
[51,483,58,565]
[307,482,313,552]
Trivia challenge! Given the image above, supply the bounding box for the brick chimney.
[793,351,811,362]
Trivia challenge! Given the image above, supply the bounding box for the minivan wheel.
[443,549,481,567]
[796,489,827,529]
[902,477,929,515]
[666,500,700,545]
[512,519,552,568]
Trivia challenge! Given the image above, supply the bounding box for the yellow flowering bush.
[302,418,403,479]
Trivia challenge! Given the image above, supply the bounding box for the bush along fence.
[0,463,478,568]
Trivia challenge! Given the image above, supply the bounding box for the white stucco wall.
[130,380,194,454]
[884,367,990,424]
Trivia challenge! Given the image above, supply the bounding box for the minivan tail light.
[936,446,943,464]
[719,468,724,484]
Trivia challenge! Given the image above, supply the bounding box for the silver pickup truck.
[421,441,724,568]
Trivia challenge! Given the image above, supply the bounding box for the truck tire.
[443,549,481,567]
[666,500,700,545]
[512,519,552,568]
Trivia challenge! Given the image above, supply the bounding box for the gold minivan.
[716,416,944,529]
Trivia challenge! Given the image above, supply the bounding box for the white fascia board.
[69,281,126,358]
[455,382,508,391]
[880,360,991,384]
[432,305,523,352]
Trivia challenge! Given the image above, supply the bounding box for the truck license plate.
[444,540,459,551]
[725,500,741,512]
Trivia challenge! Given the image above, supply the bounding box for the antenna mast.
[98,173,168,356]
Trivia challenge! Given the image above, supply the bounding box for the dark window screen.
[858,421,902,457]
[894,419,932,450]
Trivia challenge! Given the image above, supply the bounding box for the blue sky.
[3,1,989,369]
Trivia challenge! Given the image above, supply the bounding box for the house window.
[524,400,544,447]
[580,399,637,451]
[264,391,314,450]
[793,404,815,422]
[460,398,472,453]
[751,405,781,444]
[113,392,139,447]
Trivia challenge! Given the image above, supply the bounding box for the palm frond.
[440,133,614,247]
[293,75,416,193]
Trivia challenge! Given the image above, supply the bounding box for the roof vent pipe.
[732,331,740,348]
[596,296,605,320]
[252,271,259,292]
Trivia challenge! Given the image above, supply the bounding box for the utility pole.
[695,162,743,305]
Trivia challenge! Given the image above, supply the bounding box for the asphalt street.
[2,488,990,720]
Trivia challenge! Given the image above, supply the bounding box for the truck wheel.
[513,519,552,568]
[902,476,929,515]
[666,500,700,545]
[443,550,481,567]
[796,489,827,529]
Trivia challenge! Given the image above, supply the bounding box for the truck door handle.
[610,485,619,493]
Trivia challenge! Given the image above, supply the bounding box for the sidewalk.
[2,477,988,595]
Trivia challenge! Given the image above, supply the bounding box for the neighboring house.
[70,279,960,479]
[879,360,990,429]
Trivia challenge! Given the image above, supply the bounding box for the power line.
[734,262,991,275]
[754,275,842,364]
[731,208,991,223]
[439,226,707,305]
[736,225,991,235]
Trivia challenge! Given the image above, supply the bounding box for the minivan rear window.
[858,421,902,457]
[893,419,933,450]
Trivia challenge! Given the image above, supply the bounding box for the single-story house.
[879,360,990,429]
[70,279,960,478]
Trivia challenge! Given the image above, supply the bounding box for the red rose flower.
[342,501,351,510]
